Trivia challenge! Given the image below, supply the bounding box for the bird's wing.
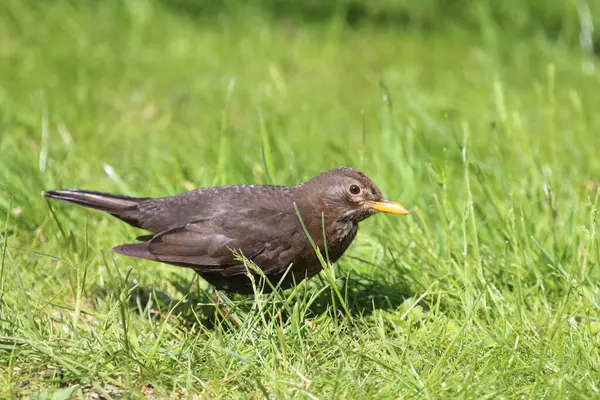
[144,209,303,274]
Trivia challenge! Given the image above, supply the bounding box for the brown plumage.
[45,167,409,294]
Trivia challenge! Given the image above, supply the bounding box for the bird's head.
[297,167,410,222]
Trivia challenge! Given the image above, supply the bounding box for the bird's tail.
[44,189,145,227]
[45,189,140,213]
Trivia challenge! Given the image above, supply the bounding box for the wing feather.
[146,209,300,272]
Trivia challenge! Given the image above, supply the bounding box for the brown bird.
[45,167,409,295]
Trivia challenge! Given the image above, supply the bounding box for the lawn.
[1,0,600,398]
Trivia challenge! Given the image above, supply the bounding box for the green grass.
[1,0,600,398]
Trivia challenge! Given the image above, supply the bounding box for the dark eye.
[348,184,361,195]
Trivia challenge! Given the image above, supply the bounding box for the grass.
[1,0,600,398]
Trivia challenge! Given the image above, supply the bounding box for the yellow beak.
[362,199,410,215]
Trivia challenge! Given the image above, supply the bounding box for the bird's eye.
[348,184,361,195]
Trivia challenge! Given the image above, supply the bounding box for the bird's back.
[133,184,296,233]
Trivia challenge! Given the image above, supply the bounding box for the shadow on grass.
[304,273,414,317]
[91,270,415,330]
[158,0,600,55]
[162,0,417,28]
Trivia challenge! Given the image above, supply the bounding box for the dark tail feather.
[45,189,139,212]
[45,189,144,227]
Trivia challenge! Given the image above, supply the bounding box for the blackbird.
[45,167,409,294]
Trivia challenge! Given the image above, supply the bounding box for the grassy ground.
[1,0,600,398]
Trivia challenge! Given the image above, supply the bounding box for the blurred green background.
[1,0,599,398]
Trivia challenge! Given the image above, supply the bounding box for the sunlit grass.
[1,0,599,398]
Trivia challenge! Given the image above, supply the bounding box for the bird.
[44,167,409,295]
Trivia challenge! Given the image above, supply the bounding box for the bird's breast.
[323,220,358,263]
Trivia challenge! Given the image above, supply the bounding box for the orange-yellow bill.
[362,200,410,215]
